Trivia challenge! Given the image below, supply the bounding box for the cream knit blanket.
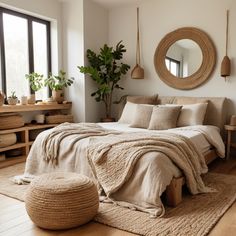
[86,131,210,196]
[42,123,120,164]
[42,123,211,197]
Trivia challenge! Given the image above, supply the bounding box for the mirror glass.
[165,39,203,78]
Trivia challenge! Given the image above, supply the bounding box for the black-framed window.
[165,56,180,77]
[0,7,51,100]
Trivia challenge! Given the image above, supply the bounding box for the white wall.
[108,0,236,119]
[61,0,85,122]
[62,0,108,122]
[83,0,108,122]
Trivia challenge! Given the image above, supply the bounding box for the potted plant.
[78,41,130,121]
[44,70,74,103]
[25,72,44,104]
[0,91,5,106]
[7,91,18,105]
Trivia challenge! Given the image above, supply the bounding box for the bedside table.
[224,125,236,159]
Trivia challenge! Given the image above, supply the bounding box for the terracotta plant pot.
[0,91,5,106]
[28,94,36,104]
[100,117,115,122]
[52,90,64,104]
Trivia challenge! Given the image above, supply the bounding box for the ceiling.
[92,0,141,9]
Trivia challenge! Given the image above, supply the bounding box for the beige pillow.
[130,104,154,128]
[148,106,182,130]
[177,103,208,127]
[118,101,138,124]
[127,94,158,105]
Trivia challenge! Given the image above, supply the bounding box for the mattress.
[99,122,212,155]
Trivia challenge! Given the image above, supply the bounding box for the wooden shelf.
[0,155,26,169]
[0,103,72,168]
[0,143,26,153]
[26,124,57,130]
[0,103,72,113]
[0,124,57,134]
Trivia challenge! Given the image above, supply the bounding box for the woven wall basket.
[0,133,17,148]
[0,114,24,130]
[25,172,99,230]
[45,114,73,124]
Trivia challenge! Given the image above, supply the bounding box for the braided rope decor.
[25,172,99,230]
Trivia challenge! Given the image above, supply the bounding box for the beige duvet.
[16,123,225,217]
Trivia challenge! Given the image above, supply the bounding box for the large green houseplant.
[78,41,130,120]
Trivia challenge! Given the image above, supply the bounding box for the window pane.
[165,59,169,70]
[170,61,177,76]
[33,21,48,100]
[3,13,30,98]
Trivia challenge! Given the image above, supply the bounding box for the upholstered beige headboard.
[157,96,227,132]
[117,95,227,132]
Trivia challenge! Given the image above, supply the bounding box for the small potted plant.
[0,91,5,106]
[7,91,18,105]
[25,72,44,104]
[44,70,74,103]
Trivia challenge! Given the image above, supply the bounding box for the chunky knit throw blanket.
[42,123,211,197]
[42,123,121,164]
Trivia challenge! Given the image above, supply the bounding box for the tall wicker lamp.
[131,7,144,79]
[221,10,231,79]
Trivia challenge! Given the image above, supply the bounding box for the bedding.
[118,101,138,124]
[130,104,154,128]
[15,122,225,218]
[165,103,208,126]
[148,105,182,130]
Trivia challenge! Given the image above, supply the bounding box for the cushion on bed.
[130,104,154,128]
[127,94,158,105]
[177,103,208,127]
[165,103,208,127]
[118,101,138,124]
[148,106,182,130]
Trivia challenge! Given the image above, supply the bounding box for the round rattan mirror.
[154,27,216,90]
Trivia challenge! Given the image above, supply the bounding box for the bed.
[16,96,227,218]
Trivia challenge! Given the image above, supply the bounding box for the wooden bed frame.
[118,95,227,208]
[165,149,219,206]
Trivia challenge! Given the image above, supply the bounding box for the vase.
[7,97,18,105]
[28,94,36,104]
[52,90,64,104]
[21,96,28,105]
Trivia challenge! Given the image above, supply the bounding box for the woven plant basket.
[25,172,99,230]
[0,114,24,130]
[45,114,73,124]
[0,133,17,148]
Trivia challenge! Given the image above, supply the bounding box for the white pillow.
[130,104,154,128]
[118,101,138,124]
[177,103,208,126]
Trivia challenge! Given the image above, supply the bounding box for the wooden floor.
[1,157,236,236]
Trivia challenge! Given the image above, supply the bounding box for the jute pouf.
[25,172,99,230]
